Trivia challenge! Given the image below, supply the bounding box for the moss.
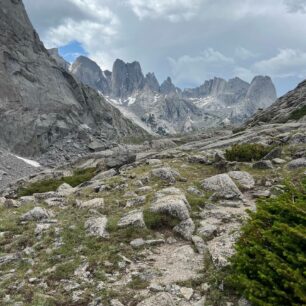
[288,105,306,120]
[17,167,97,197]
[143,209,180,230]
[225,144,272,162]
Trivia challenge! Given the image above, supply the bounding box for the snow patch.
[14,156,41,168]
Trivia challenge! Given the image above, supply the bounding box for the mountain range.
[67,54,277,134]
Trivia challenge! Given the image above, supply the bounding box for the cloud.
[284,0,306,13]
[234,47,259,60]
[127,0,202,21]
[169,49,235,86]
[253,49,306,78]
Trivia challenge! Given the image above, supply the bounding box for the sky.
[23,0,306,96]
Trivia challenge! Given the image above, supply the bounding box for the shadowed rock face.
[0,0,147,157]
[244,79,306,128]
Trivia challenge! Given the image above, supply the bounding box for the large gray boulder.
[201,174,243,200]
[228,171,255,190]
[85,216,109,238]
[287,158,306,169]
[21,207,53,221]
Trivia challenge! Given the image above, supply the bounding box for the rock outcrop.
[0,0,148,160]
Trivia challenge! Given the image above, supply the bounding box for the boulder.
[201,174,243,200]
[173,218,195,240]
[287,158,306,169]
[117,210,146,228]
[188,155,209,164]
[85,216,109,238]
[126,196,146,208]
[263,147,282,160]
[150,188,190,221]
[105,148,136,169]
[228,171,255,190]
[272,158,286,165]
[92,169,117,181]
[137,293,175,306]
[253,160,273,169]
[77,198,104,209]
[57,183,75,196]
[21,207,54,221]
[187,186,203,196]
[151,167,181,184]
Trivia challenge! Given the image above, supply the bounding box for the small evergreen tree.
[229,179,306,306]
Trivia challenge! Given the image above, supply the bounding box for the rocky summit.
[70,56,277,135]
[0,1,305,306]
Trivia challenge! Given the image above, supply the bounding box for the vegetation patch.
[225,144,272,162]
[143,209,181,230]
[17,167,97,197]
[228,179,306,306]
[288,105,306,120]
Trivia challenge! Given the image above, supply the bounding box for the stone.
[117,210,146,228]
[0,253,20,266]
[289,132,306,144]
[238,297,252,306]
[130,238,145,248]
[272,158,286,164]
[92,169,117,181]
[35,224,51,236]
[85,216,109,238]
[187,187,203,196]
[4,199,20,208]
[173,218,195,240]
[110,299,124,306]
[252,190,271,198]
[151,187,191,221]
[19,196,36,206]
[253,160,273,169]
[192,235,208,255]
[201,174,243,200]
[180,287,194,300]
[151,167,181,184]
[188,155,209,164]
[126,196,146,208]
[77,198,104,209]
[287,158,306,169]
[263,147,282,160]
[147,159,163,166]
[197,223,218,240]
[137,293,175,306]
[137,186,153,194]
[57,183,74,195]
[105,147,136,169]
[228,171,255,190]
[21,207,54,221]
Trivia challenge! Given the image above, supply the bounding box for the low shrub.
[225,144,272,162]
[143,209,180,230]
[228,179,306,306]
[17,167,97,197]
[289,105,306,121]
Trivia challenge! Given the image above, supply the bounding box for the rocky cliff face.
[0,0,148,161]
[48,48,70,71]
[70,52,276,135]
[70,56,111,95]
[244,79,306,128]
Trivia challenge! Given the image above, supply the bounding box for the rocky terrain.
[69,56,277,134]
[0,0,148,164]
[0,119,305,305]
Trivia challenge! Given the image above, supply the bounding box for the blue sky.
[24,0,306,97]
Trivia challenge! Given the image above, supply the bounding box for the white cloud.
[253,49,306,78]
[40,0,120,69]
[235,47,259,60]
[127,0,202,21]
[169,48,235,85]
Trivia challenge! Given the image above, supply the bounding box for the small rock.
[85,216,109,238]
[130,238,145,248]
[137,293,175,306]
[118,210,146,228]
[21,207,54,221]
[263,147,282,160]
[287,158,306,169]
[110,299,124,306]
[188,155,209,164]
[92,169,117,181]
[180,287,194,300]
[147,159,163,166]
[137,186,153,194]
[173,218,195,240]
[252,190,271,198]
[192,235,208,255]
[187,187,202,196]
[57,183,74,196]
[272,158,286,165]
[253,160,273,169]
[77,198,104,209]
[151,167,181,184]
[126,195,146,208]
[197,223,218,240]
[228,171,255,190]
[4,199,20,208]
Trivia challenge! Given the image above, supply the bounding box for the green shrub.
[228,179,306,306]
[17,167,97,197]
[225,144,272,162]
[289,105,306,121]
[143,209,180,230]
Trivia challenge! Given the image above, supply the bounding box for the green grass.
[17,167,97,197]
[225,144,272,162]
[288,105,306,120]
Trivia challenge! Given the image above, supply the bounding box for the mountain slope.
[243,79,306,127]
[70,56,277,134]
[0,0,148,160]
